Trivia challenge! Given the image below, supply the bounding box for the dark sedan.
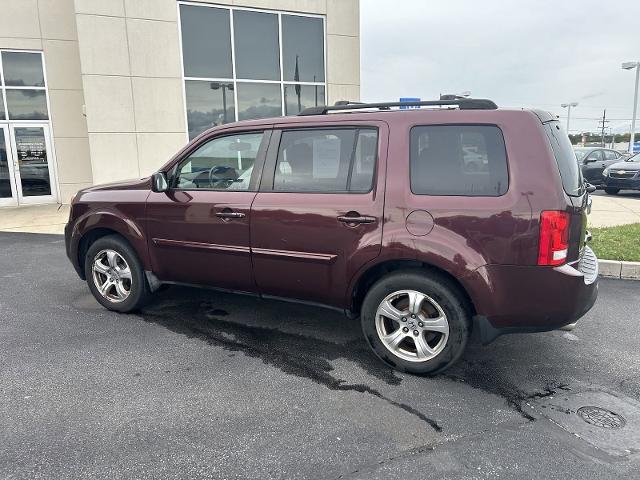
[574,147,626,186]
[602,152,640,194]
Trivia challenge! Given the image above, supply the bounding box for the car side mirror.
[583,158,594,164]
[152,171,168,193]
[585,183,597,193]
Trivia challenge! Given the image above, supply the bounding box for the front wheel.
[361,270,471,375]
[604,187,620,195]
[84,234,150,312]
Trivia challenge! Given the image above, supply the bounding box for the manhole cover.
[577,406,626,429]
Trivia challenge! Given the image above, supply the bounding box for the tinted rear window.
[544,122,583,196]
[410,125,508,196]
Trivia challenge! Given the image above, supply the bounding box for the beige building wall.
[74,0,360,186]
[0,0,93,203]
[1,0,359,200]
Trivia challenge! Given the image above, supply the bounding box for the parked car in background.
[602,152,640,194]
[65,99,598,375]
[574,147,625,187]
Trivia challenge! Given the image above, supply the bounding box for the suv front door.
[250,121,388,307]
[146,129,270,291]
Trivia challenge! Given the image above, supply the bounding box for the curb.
[598,259,640,280]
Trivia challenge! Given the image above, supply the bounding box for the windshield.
[574,150,588,161]
[625,152,640,163]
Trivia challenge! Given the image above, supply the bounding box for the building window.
[0,51,49,121]
[178,3,326,140]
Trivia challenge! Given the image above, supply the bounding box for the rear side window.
[274,128,377,193]
[410,125,508,196]
[544,122,583,196]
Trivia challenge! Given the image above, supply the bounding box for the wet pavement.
[1,232,639,479]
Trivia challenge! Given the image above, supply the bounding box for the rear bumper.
[469,247,599,344]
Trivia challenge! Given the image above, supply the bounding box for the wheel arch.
[74,212,150,279]
[349,259,477,317]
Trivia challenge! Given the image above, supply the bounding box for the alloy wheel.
[91,249,132,303]
[375,289,450,362]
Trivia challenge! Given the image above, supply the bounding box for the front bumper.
[471,246,599,344]
[604,176,640,190]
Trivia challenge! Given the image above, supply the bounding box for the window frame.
[169,129,271,192]
[177,1,327,141]
[260,126,379,195]
[408,123,510,197]
[0,49,50,123]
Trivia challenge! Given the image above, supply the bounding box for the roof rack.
[298,98,498,116]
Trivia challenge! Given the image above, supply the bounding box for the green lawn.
[589,223,640,262]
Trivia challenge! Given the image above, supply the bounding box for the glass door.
[8,123,57,204]
[0,125,18,207]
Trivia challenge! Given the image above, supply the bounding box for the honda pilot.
[65,98,598,375]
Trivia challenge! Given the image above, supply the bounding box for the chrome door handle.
[216,211,246,219]
[337,215,376,225]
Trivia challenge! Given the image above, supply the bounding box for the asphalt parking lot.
[1,232,640,479]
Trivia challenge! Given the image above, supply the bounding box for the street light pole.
[622,61,640,153]
[561,102,578,133]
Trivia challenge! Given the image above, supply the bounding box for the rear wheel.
[84,235,150,312]
[361,270,471,375]
[604,187,620,195]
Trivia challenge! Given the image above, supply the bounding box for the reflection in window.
[0,132,11,198]
[185,81,235,140]
[175,132,264,190]
[274,128,377,193]
[178,5,327,136]
[5,90,48,120]
[2,51,45,87]
[180,5,232,78]
[281,15,325,82]
[0,97,5,120]
[233,10,280,80]
[236,83,282,121]
[284,84,325,115]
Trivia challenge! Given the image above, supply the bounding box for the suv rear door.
[250,120,388,307]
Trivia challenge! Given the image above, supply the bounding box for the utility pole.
[598,109,608,147]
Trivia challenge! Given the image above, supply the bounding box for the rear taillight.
[537,211,570,266]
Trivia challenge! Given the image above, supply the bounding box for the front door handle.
[337,213,377,225]
[216,209,246,220]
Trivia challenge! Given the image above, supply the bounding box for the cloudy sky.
[361,0,640,135]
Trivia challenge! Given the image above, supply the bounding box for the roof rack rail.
[298,98,498,116]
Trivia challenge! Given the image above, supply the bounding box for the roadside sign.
[399,98,421,109]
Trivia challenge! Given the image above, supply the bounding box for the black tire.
[84,234,150,313]
[361,270,471,375]
[604,187,620,195]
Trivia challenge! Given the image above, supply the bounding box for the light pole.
[210,82,234,124]
[622,61,640,154]
[561,102,578,133]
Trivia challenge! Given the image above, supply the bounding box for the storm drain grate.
[577,406,626,429]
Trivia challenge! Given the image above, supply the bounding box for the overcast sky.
[361,0,640,135]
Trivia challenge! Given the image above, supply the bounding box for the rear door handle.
[216,210,246,219]
[337,214,377,225]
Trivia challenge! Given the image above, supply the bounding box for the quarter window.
[274,128,378,193]
[174,132,265,191]
[410,125,508,196]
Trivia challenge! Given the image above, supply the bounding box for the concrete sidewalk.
[0,204,69,234]
[0,195,638,235]
[589,195,640,228]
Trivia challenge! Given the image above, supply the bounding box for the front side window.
[410,125,508,196]
[274,128,378,193]
[586,150,603,162]
[179,3,326,139]
[174,132,264,191]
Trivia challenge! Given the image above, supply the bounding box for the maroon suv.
[65,99,598,374]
